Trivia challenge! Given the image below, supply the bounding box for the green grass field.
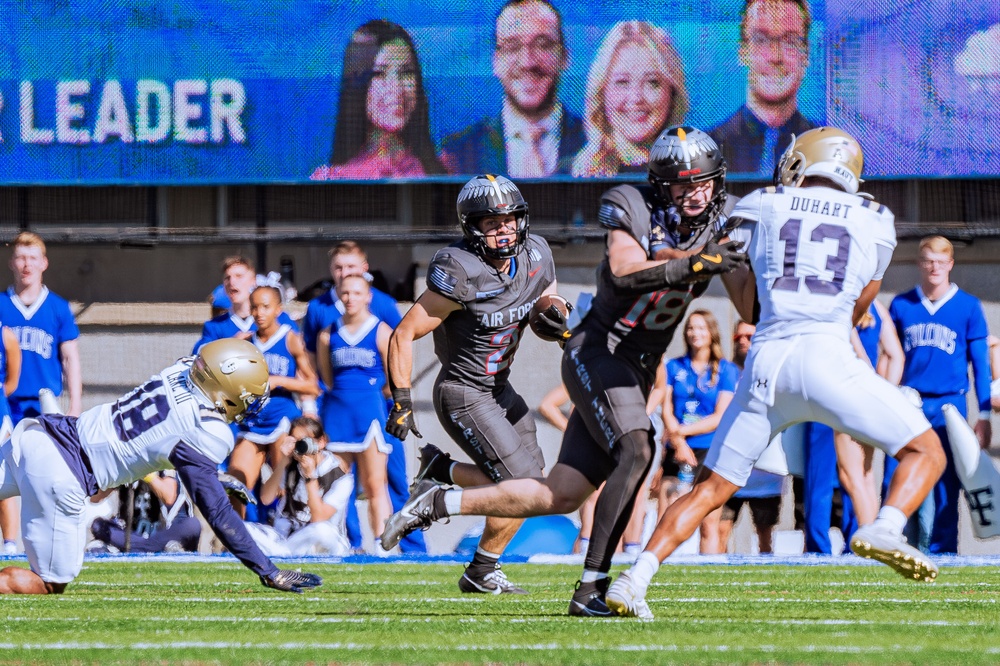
[1,558,999,664]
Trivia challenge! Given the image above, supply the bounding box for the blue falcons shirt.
[890,285,990,405]
[0,286,79,400]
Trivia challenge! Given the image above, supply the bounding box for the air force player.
[0,339,322,595]
[606,127,947,619]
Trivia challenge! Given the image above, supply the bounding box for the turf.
[1,558,999,665]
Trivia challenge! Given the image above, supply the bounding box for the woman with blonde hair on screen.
[571,21,689,177]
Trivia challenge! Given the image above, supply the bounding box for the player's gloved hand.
[533,301,574,347]
[260,569,323,594]
[217,472,257,505]
[689,240,747,276]
[387,388,422,440]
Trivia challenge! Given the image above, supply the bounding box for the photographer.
[244,416,353,556]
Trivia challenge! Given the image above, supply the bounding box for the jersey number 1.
[773,218,850,295]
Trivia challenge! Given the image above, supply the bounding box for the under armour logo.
[755,379,768,389]
[966,487,995,527]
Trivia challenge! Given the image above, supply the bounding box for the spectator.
[317,274,394,553]
[0,232,81,556]
[192,256,296,354]
[245,417,353,557]
[710,0,817,177]
[661,310,740,554]
[227,285,320,518]
[571,21,688,177]
[440,0,584,177]
[301,240,425,554]
[717,320,783,554]
[0,322,20,555]
[311,20,444,179]
[990,335,1000,412]
[88,472,202,554]
[885,235,992,554]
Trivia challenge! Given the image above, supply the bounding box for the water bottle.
[677,463,695,495]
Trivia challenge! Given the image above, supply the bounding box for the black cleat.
[380,480,444,550]
[458,563,528,595]
[568,578,613,617]
[411,443,453,491]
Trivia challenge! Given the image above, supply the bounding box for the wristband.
[301,397,318,414]
[979,410,992,421]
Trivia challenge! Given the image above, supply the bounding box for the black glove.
[386,388,422,440]
[689,239,747,276]
[260,569,323,594]
[532,301,574,347]
[218,472,256,506]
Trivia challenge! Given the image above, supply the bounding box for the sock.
[374,537,384,552]
[447,461,458,484]
[443,489,463,516]
[629,551,661,593]
[623,542,641,557]
[873,505,907,536]
[468,547,501,576]
[580,569,609,584]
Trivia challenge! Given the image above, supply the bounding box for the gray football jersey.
[583,184,738,367]
[426,235,556,388]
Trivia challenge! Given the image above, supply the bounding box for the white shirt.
[501,101,562,178]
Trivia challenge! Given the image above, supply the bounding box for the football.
[528,294,571,342]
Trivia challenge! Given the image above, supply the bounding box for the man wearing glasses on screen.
[441,0,584,178]
[711,0,818,178]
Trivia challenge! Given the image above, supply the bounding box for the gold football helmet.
[189,338,270,423]
[776,127,864,194]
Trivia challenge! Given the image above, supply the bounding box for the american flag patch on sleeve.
[428,265,457,295]
[598,203,626,229]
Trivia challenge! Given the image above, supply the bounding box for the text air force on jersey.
[3,80,247,144]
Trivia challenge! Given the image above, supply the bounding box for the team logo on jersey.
[529,248,542,262]
[429,265,457,296]
[475,287,506,299]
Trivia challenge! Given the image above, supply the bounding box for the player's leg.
[834,431,879,526]
[803,342,944,579]
[380,397,427,553]
[716,496,744,552]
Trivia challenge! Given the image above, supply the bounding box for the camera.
[294,437,320,455]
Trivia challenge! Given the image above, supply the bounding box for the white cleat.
[850,524,938,582]
[605,570,654,620]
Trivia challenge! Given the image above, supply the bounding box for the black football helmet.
[647,126,727,230]
[456,174,529,260]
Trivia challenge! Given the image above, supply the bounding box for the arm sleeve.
[302,301,320,353]
[872,244,894,281]
[58,299,80,342]
[169,442,279,579]
[969,302,991,413]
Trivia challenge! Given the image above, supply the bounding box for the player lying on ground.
[0,338,322,595]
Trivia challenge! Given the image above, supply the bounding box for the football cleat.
[568,578,613,617]
[850,525,938,582]
[458,563,528,595]
[606,570,654,620]
[380,480,444,550]
[411,443,453,492]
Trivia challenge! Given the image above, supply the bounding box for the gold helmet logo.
[777,127,864,194]
[189,338,270,423]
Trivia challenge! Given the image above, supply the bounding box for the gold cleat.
[851,526,938,582]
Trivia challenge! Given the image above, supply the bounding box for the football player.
[0,338,322,595]
[606,127,947,619]
[384,174,559,594]
[382,129,747,613]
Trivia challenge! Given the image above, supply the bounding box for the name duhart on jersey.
[74,359,233,491]
[729,185,895,341]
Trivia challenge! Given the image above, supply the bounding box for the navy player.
[382,129,748,612]
[384,174,560,594]
[228,285,319,517]
[302,241,425,554]
[0,338,322,595]
[317,274,395,553]
[606,127,947,619]
[192,257,296,354]
[885,235,992,553]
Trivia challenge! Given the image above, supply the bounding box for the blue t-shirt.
[302,287,400,353]
[890,285,989,400]
[192,311,297,354]
[666,356,739,450]
[0,286,79,400]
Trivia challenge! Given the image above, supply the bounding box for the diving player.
[384,174,559,594]
[0,338,322,595]
[606,127,947,619]
[382,129,748,612]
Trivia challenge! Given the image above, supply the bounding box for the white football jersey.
[75,359,234,491]
[729,184,896,343]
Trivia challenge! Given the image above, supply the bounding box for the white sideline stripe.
[0,641,995,654]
